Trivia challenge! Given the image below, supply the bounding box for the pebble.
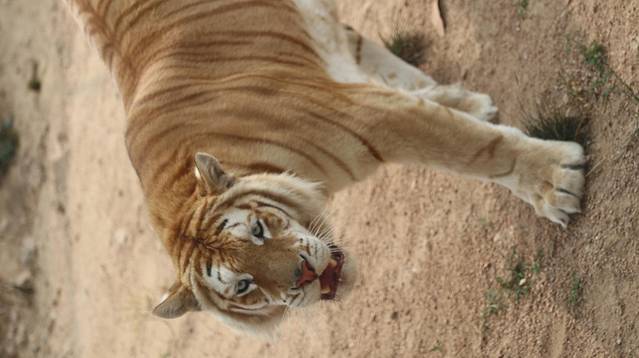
[113,228,129,246]
[20,237,37,265]
[0,217,8,232]
[14,270,33,292]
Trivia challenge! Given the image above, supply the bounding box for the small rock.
[14,270,33,292]
[390,311,399,320]
[27,163,44,188]
[0,217,8,232]
[15,322,27,345]
[616,338,622,345]
[113,228,129,246]
[20,237,37,265]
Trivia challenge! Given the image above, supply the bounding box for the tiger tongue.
[296,260,318,287]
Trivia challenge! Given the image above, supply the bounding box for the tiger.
[65,0,586,333]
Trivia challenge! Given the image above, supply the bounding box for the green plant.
[496,251,530,303]
[515,0,529,17]
[429,341,444,353]
[577,41,639,103]
[531,249,544,274]
[568,273,583,308]
[581,42,607,75]
[483,288,505,318]
[382,30,427,67]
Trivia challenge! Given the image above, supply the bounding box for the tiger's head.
[152,152,355,333]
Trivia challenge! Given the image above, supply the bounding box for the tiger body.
[65,0,586,332]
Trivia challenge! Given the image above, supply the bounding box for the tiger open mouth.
[319,244,345,300]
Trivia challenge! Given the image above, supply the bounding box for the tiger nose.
[295,257,318,288]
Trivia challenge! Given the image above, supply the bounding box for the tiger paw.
[495,138,586,227]
[465,92,499,123]
[412,84,498,122]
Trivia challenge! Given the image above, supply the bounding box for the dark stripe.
[126,90,215,142]
[114,0,168,37]
[135,146,182,189]
[190,249,202,277]
[206,30,320,59]
[133,83,195,106]
[171,234,185,265]
[214,218,228,236]
[97,0,113,16]
[163,0,223,19]
[140,90,210,119]
[256,201,292,218]
[179,206,198,235]
[161,155,193,193]
[126,0,296,64]
[244,74,355,102]
[206,257,212,277]
[201,212,224,235]
[469,135,503,164]
[135,40,255,74]
[216,189,304,216]
[244,162,286,175]
[193,203,207,236]
[299,137,356,180]
[147,53,311,72]
[489,158,517,179]
[298,108,384,162]
[198,131,328,177]
[133,73,274,103]
[180,240,196,274]
[127,92,221,146]
[74,1,137,88]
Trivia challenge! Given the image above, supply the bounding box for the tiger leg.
[342,25,498,122]
[345,88,585,227]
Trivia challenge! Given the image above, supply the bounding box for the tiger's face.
[152,153,354,333]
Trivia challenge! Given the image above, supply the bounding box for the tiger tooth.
[329,258,337,267]
[321,286,331,294]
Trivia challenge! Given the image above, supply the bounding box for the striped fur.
[66,0,586,332]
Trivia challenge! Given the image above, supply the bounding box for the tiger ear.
[152,282,200,319]
[194,152,236,195]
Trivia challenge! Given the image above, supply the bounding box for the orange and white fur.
[65,0,586,333]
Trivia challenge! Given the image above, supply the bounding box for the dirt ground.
[1,0,638,357]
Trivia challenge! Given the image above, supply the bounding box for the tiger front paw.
[412,84,498,122]
[495,139,586,227]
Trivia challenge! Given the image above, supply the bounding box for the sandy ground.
[1,0,638,357]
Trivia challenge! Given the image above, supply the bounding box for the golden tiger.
[65,0,586,333]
